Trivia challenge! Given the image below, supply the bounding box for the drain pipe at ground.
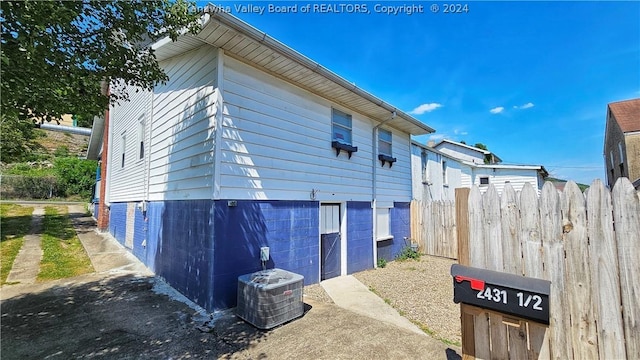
[372,111,396,268]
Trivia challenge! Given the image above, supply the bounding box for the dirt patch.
[354,255,461,345]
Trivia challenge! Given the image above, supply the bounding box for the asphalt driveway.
[1,205,461,359]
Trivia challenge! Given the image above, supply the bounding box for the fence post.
[455,187,474,359]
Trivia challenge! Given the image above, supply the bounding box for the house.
[411,140,548,201]
[433,139,502,165]
[604,98,640,190]
[95,10,434,311]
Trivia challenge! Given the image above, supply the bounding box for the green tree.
[0,115,43,163]
[1,0,200,123]
[474,143,493,164]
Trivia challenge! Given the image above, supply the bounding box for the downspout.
[372,111,396,268]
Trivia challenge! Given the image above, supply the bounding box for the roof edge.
[204,7,435,134]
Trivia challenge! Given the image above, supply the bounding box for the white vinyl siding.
[410,144,466,201]
[436,142,486,164]
[107,83,152,202]
[147,45,218,201]
[376,131,412,203]
[471,168,542,194]
[220,56,414,202]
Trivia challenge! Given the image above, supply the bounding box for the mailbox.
[451,264,551,324]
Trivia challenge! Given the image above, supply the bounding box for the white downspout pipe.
[372,111,396,268]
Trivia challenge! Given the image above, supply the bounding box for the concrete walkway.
[321,275,426,336]
[6,207,44,284]
[67,204,150,275]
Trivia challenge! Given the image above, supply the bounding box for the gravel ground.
[305,255,461,346]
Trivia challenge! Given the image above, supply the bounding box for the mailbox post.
[451,264,551,324]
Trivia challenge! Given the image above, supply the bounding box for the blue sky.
[200,1,639,184]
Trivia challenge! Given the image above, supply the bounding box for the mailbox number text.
[517,292,543,311]
[476,287,544,311]
[476,286,507,304]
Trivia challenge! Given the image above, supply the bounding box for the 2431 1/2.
[476,286,544,311]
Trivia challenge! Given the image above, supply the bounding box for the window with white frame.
[121,133,126,169]
[480,176,490,186]
[378,129,392,156]
[618,142,625,164]
[442,160,448,185]
[138,115,145,160]
[421,150,429,183]
[376,207,392,241]
[332,109,352,145]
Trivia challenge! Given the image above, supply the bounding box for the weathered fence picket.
[410,200,457,258]
[457,178,640,360]
[612,180,640,359]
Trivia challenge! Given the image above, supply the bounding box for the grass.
[38,206,93,281]
[0,204,34,285]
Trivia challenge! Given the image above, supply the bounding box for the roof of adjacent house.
[151,7,435,136]
[608,98,640,133]
[411,141,548,177]
[433,139,503,163]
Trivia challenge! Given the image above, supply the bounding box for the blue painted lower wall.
[390,202,411,255]
[107,199,379,312]
[212,200,320,309]
[377,202,412,262]
[109,202,127,245]
[346,202,373,274]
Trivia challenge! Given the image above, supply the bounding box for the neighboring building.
[97,11,434,311]
[433,139,502,165]
[411,140,548,201]
[604,98,640,190]
[411,141,465,201]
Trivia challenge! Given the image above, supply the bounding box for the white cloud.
[514,102,535,110]
[454,129,468,136]
[409,103,443,115]
[490,106,504,114]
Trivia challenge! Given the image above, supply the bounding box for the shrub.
[53,157,97,200]
[1,175,60,199]
[396,245,420,261]
[377,258,387,268]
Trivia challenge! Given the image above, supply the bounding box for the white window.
[376,207,392,241]
[610,151,614,169]
[121,133,126,169]
[332,109,352,145]
[618,142,624,164]
[421,151,429,183]
[378,129,392,156]
[138,116,145,160]
[442,160,448,185]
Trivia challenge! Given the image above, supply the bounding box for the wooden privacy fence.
[457,178,640,360]
[410,200,457,258]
